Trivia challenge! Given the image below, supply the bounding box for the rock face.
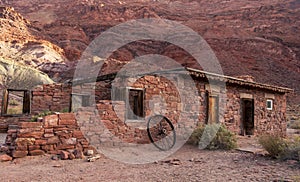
[0,58,54,90]
[0,6,70,79]
[0,0,299,103]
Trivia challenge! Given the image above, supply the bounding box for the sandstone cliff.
[0,0,299,103]
[0,6,70,79]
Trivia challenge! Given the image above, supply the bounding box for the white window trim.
[266,99,273,110]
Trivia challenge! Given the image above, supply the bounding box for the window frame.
[125,87,145,122]
[266,99,273,110]
[70,93,91,112]
[1,89,31,116]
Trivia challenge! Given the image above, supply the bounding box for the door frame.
[240,98,255,136]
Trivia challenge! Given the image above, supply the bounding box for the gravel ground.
[0,145,299,182]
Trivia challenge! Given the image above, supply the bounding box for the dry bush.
[259,135,288,159]
[259,135,300,161]
[188,124,237,150]
[282,136,300,161]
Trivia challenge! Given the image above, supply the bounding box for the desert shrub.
[258,135,288,159]
[282,136,300,161]
[259,135,300,161]
[188,124,237,150]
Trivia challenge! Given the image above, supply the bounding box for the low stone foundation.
[5,113,91,158]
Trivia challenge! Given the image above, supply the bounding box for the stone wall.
[98,75,287,137]
[5,113,91,158]
[31,81,112,114]
[31,84,72,114]
[254,91,287,136]
[0,116,31,132]
[0,81,111,132]
[113,75,201,126]
[0,73,288,142]
[97,101,150,144]
[75,98,196,148]
[70,75,207,147]
[71,102,152,148]
[220,85,287,136]
[72,81,112,106]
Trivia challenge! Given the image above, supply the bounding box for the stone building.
[0,67,292,140]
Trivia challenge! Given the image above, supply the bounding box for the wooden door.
[208,95,219,124]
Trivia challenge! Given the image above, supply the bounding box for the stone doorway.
[240,99,254,136]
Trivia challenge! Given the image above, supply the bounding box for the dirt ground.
[0,144,299,182]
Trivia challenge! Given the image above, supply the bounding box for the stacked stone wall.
[31,84,72,114]
[0,116,31,132]
[222,85,287,136]
[5,113,90,158]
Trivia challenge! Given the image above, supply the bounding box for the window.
[126,88,144,120]
[70,94,91,112]
[266,99,273,110]
[206,92,219,124]
[2,89,30,115]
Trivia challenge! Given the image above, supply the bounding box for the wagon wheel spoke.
[147,115,176,151]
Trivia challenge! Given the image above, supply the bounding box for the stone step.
[236,147,266,155]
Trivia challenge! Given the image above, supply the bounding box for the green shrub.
[188,124,237,150]
[30,110,54,122]
[259,135,300,161]
[60,107,70,113]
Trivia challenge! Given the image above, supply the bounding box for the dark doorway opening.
[241,99,254,136]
